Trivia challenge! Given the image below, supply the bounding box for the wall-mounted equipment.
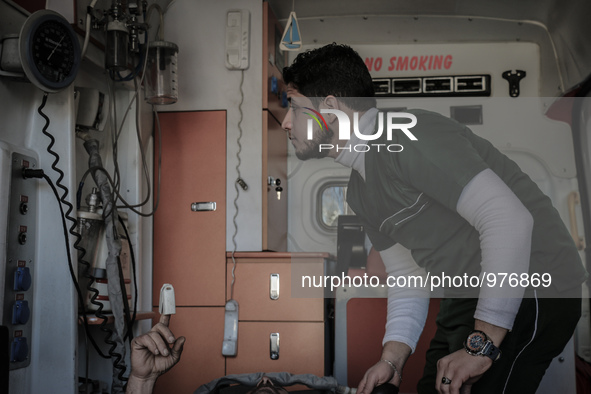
[80,0,181,97]
[225,10,250,70]
[0,10,81,93]
[76,205,104,309]
[84,212,132,312]
[145,41,179,104]
[105,18,129,71]
[1,149,38,370]
[502,70,526,98]
[222,299,239,356]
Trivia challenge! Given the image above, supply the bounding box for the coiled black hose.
[37,93,127,380]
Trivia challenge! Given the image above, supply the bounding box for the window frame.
[316,181,355,232]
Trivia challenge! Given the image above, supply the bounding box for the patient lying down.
[124,315,397,394]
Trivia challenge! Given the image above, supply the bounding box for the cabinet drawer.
[226,258,324,321]
[226,321,325,376]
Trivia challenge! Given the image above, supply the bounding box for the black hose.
[37,94,128,380]
[118,214,138,341]
[36,94,112,358]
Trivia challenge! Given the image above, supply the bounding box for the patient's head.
[246,376,288,394]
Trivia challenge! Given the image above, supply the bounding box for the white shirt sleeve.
[378,169,532,349]
[379,243,430,353]
[456,168,534,330]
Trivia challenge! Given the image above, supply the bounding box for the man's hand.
[435,320,506,394]
[357,360,398,394]
[435,349,492,394]
[357,341,409,394]
[126,314,186,393]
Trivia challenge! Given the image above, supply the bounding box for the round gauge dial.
[19,10,81,93]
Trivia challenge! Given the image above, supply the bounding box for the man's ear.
[322,95,341,124]
[324,95,339,109]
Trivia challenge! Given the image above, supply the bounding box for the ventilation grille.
[373,75,490,97]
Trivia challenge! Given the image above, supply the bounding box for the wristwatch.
[463,330,502,362]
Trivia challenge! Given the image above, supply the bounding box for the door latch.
[268,177,283,200]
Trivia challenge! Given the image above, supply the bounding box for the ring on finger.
[442,377,452,385]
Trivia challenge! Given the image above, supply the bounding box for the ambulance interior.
[0,0,591,393]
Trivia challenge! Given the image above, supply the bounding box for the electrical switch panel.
[2,152,37,370]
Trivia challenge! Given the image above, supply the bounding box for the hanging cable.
[81,0,100,59]
[83,138,130,384]
[73,2,165,382]
[145,3,164,41]
[230,70,246,300]
[37,94,132,382]
[152,106,163,212]
[72,2,165,386]
[36,93,114,358]
[106,75,121,202]
[118,214,138,340]
[101,29,160,217]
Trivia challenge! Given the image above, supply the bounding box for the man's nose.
[281,108,292,132]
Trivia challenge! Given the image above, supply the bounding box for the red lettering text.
[433,55,443,69]
[376,54,453,71]
[419,56,428,71]
[374,57,383,71]
[444,55,453,69]
[396,57,409,71]
[388,57,396,71]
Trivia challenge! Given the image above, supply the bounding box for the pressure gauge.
[19,10,81,93]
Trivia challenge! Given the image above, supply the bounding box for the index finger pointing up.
[159,314,170,326]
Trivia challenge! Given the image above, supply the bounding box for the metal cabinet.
[225,252,330,377]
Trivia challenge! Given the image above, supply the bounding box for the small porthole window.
[318,184,355,230]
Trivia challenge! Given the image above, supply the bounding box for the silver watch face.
[466,332,486,353]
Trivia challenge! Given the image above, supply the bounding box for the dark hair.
[282,43,376,110]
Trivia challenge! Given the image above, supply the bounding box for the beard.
[294,125,335,160]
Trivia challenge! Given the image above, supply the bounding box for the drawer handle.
[191,202,216,211]
[270,273,280,300]
[270,332,280,360]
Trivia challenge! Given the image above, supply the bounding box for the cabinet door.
[262,111,288,251]
[152,307,225,394]
[226,321,325,376]
[153,111,226,306]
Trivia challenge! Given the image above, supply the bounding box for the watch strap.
[481,341,502,362]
